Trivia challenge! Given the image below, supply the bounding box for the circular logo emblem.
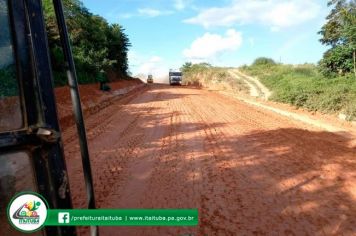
[7,192,48,233]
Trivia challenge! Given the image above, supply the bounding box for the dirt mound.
[55,79,143,130]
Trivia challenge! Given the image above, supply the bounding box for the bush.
[240,62,356,120]
[53,71,68,87]
[43,0,131,87]
[252,57,276,67]
[319,45,354,76]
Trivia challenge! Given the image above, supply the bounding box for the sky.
[82,0,331,78]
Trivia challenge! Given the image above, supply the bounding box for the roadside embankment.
[240,63,356,121]
[182,64,356,137]
[228,69,271,100]
[182,66,249,94]
[56,79,145,130]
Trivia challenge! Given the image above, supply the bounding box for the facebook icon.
[58,212,70,224]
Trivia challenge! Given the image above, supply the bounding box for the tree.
[252,57,276,67]
[180,62,212,74]
[341,5,356,76]
[319,0,356,76]
[107,24,131,76]
[180,62,192,72]
[319,45,354,74]
[42,0,131,85]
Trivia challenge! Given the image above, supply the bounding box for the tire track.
[65,88,162,209]
[63,84,355,236]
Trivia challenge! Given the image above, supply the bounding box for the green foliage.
[107,24,131,75]
[42,0,131,86]
[319,44,354,76]
[180,62,192,72]
[241,63,356,120]
[180,62,212,73]
[319,0,347,46]
[252,57,276,67]
[319,0,356,75]
[0,65,18,97]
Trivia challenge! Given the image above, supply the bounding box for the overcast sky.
[82,0,330,77]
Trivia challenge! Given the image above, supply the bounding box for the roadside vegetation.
[240,1,356,120]
[1,0,131,98]
[0,1,17,97]
[0,65,17,97]
[318,0,355,77]
[241,60,356,120]
[43,0,131,86]
[181,1,356,120]
[181,62,249,93]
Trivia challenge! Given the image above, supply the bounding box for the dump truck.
[169,70,182,85]
[147,74,153,83]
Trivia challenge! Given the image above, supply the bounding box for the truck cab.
[169,71,182,85]
[147,74,153,83]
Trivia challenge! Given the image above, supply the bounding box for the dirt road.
[228,69,271,100]
[62,84,356,236]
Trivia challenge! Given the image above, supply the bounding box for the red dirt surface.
[55,79,142,129]
[61,84,356,236]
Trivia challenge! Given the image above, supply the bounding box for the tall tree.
[107,24,131,76]
[319,0,356,76]
[42,0,131,85]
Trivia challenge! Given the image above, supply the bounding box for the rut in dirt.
[62,84,356,236]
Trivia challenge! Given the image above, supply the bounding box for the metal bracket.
[36,127,60,143]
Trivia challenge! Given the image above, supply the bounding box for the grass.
[240,63,356,120]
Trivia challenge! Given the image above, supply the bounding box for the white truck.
[169,70,182,85]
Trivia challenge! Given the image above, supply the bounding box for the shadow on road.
[61,85,356,235]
